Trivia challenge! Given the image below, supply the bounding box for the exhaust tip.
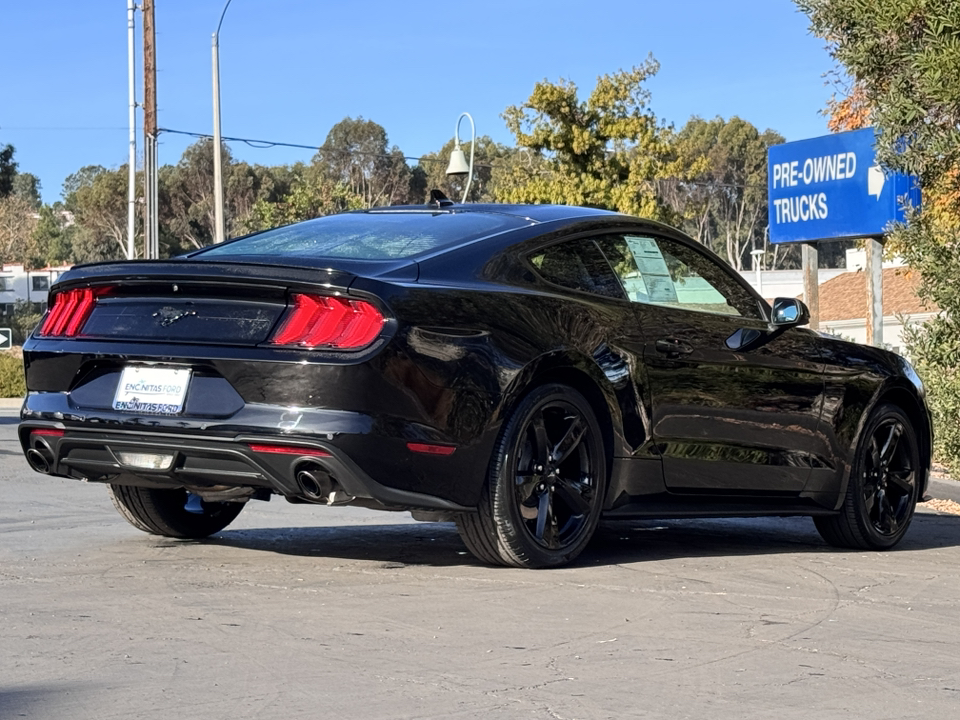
[26,448,51,474]
[296,464,332,501]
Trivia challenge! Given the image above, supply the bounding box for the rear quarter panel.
[810,335,931,504]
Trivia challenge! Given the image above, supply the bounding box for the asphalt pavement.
[2,407,959,720]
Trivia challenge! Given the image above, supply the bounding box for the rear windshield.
[194,211,530,261]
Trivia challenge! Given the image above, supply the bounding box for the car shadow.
[0,683,95,718]
[588,511,960,564]
[208,511,960,569]
[209,521,472,568]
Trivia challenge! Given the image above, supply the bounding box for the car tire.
[456,383,607,568]
[108,485,245,539]
[814,403,920,550]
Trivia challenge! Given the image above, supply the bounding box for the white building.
[739,249,936,355]
[0,263,72,317]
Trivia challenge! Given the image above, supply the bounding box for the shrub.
[0,350,25,398]
[903,310,960,469]
[8,300,44,345]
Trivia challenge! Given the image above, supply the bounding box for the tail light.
[38,287,110,338]
[268,293,385,349]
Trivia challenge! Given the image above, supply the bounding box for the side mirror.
[771,298,810,327]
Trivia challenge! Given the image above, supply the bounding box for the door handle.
[655,338,694,357]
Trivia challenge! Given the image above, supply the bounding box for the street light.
[751,248,765,299]
[445,112,475,203]
[211,0,233,244]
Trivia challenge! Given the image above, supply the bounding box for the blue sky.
[1,0,835,203]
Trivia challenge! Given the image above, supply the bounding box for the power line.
[4,124,769,193]
[157,127,462,166]
[0,126,129,131]
[156,127,765,190]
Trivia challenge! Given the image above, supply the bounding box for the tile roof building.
[816,266,937,354]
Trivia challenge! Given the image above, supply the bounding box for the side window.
[595,234,761,319]
[529,240,624,300]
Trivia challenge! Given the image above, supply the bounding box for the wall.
[0,264,71,318]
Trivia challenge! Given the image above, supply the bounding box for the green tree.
[499,57,677,220]
[664,116,784,269]
[12,172,41,210]
[160,141,220,251]
[237,174,364,235]
[0,194,37,264]
[160,140,290,252]
[314,117,414,207]
[63,165,134,262]
[0,144,17,198]
[27,203,73,269]
[8,299,44,346]
[797,0,960,468]
[62,165,106,199]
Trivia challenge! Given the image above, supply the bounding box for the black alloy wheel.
[108,485,245,539]
[456,383,607,568]
[815,403,920,550]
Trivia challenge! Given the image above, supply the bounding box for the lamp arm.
[216,0,233,38]
[456,112,476,203]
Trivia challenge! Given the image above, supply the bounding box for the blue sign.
[767,127,920,244]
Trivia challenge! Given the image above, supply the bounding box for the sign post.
[801,244,820,330]
[865,237,884,345]
[767,128,920,346]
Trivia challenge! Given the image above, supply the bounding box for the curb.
[0,398,23,409]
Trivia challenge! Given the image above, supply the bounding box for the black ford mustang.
[18,202,931,567]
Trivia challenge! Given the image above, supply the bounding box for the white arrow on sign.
[868,165,885,200]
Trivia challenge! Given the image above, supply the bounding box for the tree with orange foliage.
[799,0,960,471]
[825,81,871,133]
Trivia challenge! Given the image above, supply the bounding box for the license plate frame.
[113,366,192,415]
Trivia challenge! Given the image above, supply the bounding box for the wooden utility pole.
[143,0,159,259]
[802,242,820,330]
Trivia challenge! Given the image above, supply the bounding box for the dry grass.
[919,497,960,516]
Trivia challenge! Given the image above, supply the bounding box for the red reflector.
[406,442,456,456]
[269,294,384,349]
[31,429,65,437]
[247,443,331,457]
[39,286,110,338]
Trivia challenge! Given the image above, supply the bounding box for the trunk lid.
[44,260,365,346]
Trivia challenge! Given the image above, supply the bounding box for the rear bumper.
[19,393,483,511]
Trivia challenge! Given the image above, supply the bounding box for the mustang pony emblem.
[153,306,196,327]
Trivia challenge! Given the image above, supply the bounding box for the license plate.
[113,366,191,415]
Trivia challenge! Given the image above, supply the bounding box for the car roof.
[185,203,632,274]
[363,203,621,224]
